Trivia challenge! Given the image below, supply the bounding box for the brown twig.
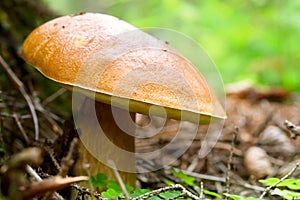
[109,160,131,200]
[59,138,78,177]
[12,113,30,144]
[71,183,104,199]
[224,127,238,199]
[0,116,3,145]
[0,112,30,144]
[252,110,274,137]
[144,159,265,193]
[284,120,300,139]
[186,156,199,172]
[82,158,95,197]
[42,88,67,106]
[199,181,204,199]
[34,98,63,135]
[0,55,39,141]
[21,175,88,199]
[171,166,265,192]
[132,184,200,200]
[26,165,63,200]
[43,145,61,171]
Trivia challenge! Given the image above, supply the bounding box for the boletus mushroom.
[22,13,226,187]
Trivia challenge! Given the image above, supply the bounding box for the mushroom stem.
[73,98,136,187]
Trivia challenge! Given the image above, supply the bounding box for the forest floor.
[1,62,300,200]
[135,86,300,199]
[1,1,300,199]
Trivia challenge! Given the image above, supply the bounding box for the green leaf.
[176,198,190,200]
[259,178,279,186]
[259,178,300,191]
[159,190,181,199]
[223,193,260,200]
[223,193,244,200]
[271,188,286,197]
[275,178,300,190]
[170,168,195,186]
[295,179,300,186]
[106,180,134,194]
[288,179,300,190]
[245,197,261,200]
[130,188,151,198]
[101,188,120,199]
[125,184,134,193]
[90,173,107,188]
[277,178,296,187]
[203,189,221,198]
[147,196,161,200]
[164,179,175,186]
[271,188,300,200]
[107,180,122,192]
[285,183,300,190]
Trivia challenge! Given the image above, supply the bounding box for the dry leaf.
[21,175,88,199]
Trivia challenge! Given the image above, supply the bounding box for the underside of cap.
[22,12,226,124]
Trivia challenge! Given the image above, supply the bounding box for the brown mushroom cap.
[22,12,226,124]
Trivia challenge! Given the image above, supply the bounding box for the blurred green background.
[43,0,300,91]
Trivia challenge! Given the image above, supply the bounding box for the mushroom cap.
[22,12,226,124]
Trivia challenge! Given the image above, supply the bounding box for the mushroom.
[22,13,226,187]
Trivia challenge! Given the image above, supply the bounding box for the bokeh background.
[43,0,300,91]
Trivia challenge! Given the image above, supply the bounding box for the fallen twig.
[59,138,78,177]
[0,55,39,140]
[132,184,200,200]
[225,127,238,199]
[72,183,104,199]
[199,181,204,199]
[81,157,96,197]
[12,113,30,144]
[42,88,67,106]
[0,112,31,144]
[140,155,263,193]
[21,175,88,199]
[109,160,131,200]
[43,145,61,171]
[34,100,63,135]
[163,166,265,192]
[252,109,274,137]
[26,165,63,200]
[284,120,300,139]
